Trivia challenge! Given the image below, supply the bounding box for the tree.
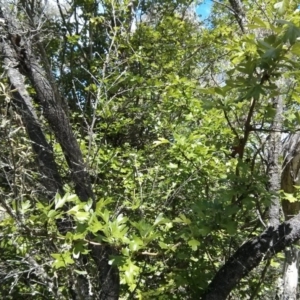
[1,0,300,299]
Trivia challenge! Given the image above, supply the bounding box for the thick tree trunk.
[0,27,66,299]
[1,40,64,198]
[22,53,94,202]
[0,9,120,299]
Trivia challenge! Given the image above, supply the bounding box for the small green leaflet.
[291,43,300,56]
[188,239,200,251]
[174,214,191,225]
[51,252,74,269]
[283,192,298,203]
[153,137,169,147]
[274,0,288,15]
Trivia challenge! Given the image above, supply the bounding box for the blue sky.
[196,0,213,20]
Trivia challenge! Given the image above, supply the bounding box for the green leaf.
[84,199,93,212]
[65,193,79,203]
[131,220,154,238]
[153,137,170,147]
[223,221,238,235]
[274,0,288,15]
[159,241,169,249]
[67,34,80,44]
[129,237,144,252]
[282,23,300,45]
[198,88,216,95]
[283,192,298,203]
[188,239,200,251]
[51,252,74,269]
[99,209,110,223]
[20,200,31,212]
[249,16,269,29]
[291,43,300,56]
[123,259,140,285]
[54,194,67,210]
[73,241,89,258]
[47,209,60,219]
[74,270,88,275]
[74,211,90,222]
[95,198,113,215]
[89,217,103,233]
[262,45,282,60]
[174,214,191,225]
[270,259,280,268]
[153,213,169,226]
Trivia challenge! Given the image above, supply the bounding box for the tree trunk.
[0,8,120,299]
[268,95,283,227]
[280,133,300,299]
[1,38,64,198]
[282,246,299,300]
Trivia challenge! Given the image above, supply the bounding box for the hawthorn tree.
[1,0,300,299]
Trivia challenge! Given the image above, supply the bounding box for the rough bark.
[0,8,120,299]
[20,47,93,202]
[90,245,120,300]
[228,0,247,33]
[282,246,299,300]
[202,214,300,300]
[268,95,283,227]
[0,34,65,297]
[281,133,300,219]
[1,39,64,197]
[279,133,300,299]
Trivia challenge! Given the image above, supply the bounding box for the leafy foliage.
[2,0,300,299]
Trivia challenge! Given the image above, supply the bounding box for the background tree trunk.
[268,95,283,227]
[280,133,300,299]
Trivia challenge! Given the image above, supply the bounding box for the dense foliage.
[1,0,300,299]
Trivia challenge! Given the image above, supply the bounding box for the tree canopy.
[1,0,300,299]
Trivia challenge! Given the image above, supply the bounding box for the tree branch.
[202,213,300,299]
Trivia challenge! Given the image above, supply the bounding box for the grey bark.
[228,0,247,33]
[282,246,299,300]
[0,8,120,300]
[0,33,65,297]
[21,49,93,202]
[268,95,284,227]
[202,214,300,300]
[1,36,64,197]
